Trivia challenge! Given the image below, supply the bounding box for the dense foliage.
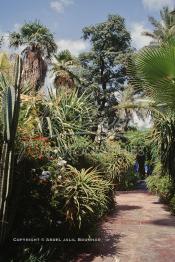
[0,5,175,261]
[146,173,175,215]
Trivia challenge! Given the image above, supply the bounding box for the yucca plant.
[17,86,97,144]
[0,55,22,244]
[52,165,111,229]
[45,88,97,138]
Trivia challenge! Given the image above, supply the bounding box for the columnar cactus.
[0,55,22,244]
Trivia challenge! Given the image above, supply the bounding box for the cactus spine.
[0,55,22,244]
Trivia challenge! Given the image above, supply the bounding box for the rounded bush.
[52,165,111,229]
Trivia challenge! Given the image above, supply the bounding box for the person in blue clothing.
[145,163,148,176]
[134,161,139,173]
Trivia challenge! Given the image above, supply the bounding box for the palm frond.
[129,42,175,110]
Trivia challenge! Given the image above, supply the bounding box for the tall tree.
[52,50,80,90]
[143,6,175,45]
[9,21,57,92]
[79,14,131,131]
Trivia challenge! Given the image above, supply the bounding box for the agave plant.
[0,55,22,243]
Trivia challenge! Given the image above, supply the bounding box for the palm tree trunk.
[22,48,47,92]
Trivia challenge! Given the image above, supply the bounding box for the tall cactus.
[0,55,22,244]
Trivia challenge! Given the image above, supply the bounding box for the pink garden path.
[75,189,175,262]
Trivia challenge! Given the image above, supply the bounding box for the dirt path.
[75,188,175,262]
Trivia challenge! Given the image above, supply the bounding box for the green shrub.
[121,170,138,190]
[152,161,163,176]
[157,176,174,202]
[170,195,175,215]
[55,135,93,168]
[146,175,160,194]
[86,142,135,189]
[146,175,174,203]
[52,165,111,229]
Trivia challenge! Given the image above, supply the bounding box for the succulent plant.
[0,55,22,244]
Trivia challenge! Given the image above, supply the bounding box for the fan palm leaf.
[129,41,175,110]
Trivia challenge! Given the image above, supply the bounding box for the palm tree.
[52,50,80,90]
[132,40,175,109]
[9,21,57,92]
[116,85,146,131]
[129,39,175,181]
[143,6,175,45]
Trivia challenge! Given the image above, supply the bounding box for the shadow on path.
[147,218,175,227]
[135,180,147,190]
[73,230,122,262]
[117,205,142,212]
[74,181,175,262]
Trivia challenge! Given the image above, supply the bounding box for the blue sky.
[0,0,175,54]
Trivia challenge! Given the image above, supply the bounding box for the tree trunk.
[21,48,47,92]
